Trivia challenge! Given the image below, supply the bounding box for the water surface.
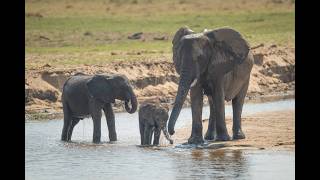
[26,99,295,180]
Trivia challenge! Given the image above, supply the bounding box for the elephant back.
[204,27,250,64]
[172,27,195,74]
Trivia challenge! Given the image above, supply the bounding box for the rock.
[25,85,32,103]
[42,63,51,68]
[251,43,264,50]
[279,73,295,83]
[153,36,167,40]
[84,31,92,36]
[39,35,50,40]
[253,53,264,65]
[128,32,143,39]
[272,0,284,4]
[27,88,59,102]
[270,44,277,48]
[25,12,43,18]
[32,90,59,102]
[266,69,273,76]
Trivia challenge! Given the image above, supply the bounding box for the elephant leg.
[61,101,72,141]
[90,103,102,143]
[67,118,80,141]
[139,120,145,145]
[232,80,249,140]
[148,128,154,145]
[212,80,230,141]
[205,95,216,140]
[153,127,161,145]
[188,83,204,144]
[92,113,102,143]
[103,103,117,142]
[143,125,153,145]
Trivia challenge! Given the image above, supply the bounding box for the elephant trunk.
[125,87,138,114]
[162,126,173,144]
[168,69,193,135]
[168,41,195,135]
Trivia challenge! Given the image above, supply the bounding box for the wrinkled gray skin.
[168,27,253,144]
[139,103,173,145]
[61,73,138,143]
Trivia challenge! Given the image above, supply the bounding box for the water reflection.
[168,148,249,179]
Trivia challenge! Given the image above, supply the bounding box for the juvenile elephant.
[139,103,173,145]
[61,73,138,143]
[168,27,253,144]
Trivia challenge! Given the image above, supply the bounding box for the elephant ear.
[172,26,195,74]
[205,27,250,64]
[86,75,114,103]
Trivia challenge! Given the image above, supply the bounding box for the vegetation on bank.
[26,0,294,69]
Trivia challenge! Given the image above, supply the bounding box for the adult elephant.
[168,27,253,144]
[61,73,137,143]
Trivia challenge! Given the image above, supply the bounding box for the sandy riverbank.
[173,109,295,151]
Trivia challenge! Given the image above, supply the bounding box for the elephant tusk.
[190,78,198,88]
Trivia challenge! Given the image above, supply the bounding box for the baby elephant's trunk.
[162,127,173,144]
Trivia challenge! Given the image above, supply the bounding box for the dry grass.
[25,0,295,69]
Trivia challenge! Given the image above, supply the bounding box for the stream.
[26,99,295,180]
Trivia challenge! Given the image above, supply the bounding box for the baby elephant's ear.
[205,27,250,64]
[86,75,112,100]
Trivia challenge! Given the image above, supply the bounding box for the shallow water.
[26,99,295,180]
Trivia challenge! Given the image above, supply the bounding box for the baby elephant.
[139,103,173,145]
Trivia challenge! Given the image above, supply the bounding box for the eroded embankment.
[25,44,295,119]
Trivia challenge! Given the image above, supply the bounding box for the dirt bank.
[25,44,295,120]
[174,110,295,151]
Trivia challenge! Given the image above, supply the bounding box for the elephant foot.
[215,132,231,141]
[169,139,174,144]
[109,136,117,142]
[93,138,101,144]
[67,136,72,141]
[233,130,246,140]
[188,135,204,144]
[204,130,215,141]
[61,133,68,141]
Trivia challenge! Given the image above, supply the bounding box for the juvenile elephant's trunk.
[162,126,173,144]
[125,87,138,114]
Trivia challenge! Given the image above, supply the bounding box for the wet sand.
[174,110,295,151]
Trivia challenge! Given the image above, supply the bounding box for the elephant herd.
[61,26,253,145]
